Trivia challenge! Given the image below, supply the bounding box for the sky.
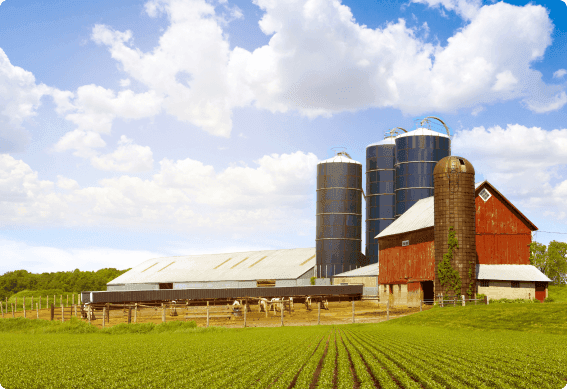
[0,0,566,274]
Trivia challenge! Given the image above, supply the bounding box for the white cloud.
[53,129,106,158]
[0,48,51,152]
[526,91,567,113]
[411,0,482,20]
[119,78,131,87]
[0,238,165,274]
[452,124,567,223]
[0,151,317,234]
[553,69,567,79]
[491,70,518,92]
[90,135,154,172]
[56,176,80,190]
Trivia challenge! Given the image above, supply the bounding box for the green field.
[0,304,566,389]
[549,284,567,302]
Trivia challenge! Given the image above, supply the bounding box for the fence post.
[352,299,355,324]
[72,294,74,306]
[60,295,62,307]
[36,303,39,319]
[102,307,106,328]
[61,304,64,323]
[244,299,247,328]
[317,301,320,325]
[462,295,465,307]
[128,307,132,324]
[49,304,53,321]
[23,297,26,318]
[134,303,138,324]
[420,299,422,312]
[66,295,68,307]
[162,303,166,323]
[486,296,489,305]
[74,305,77,317]
[88,306,91,324]
[440,293,443,307]
[387,300,389,321]
[12,303,14,318]
[206,301,209,328]
[265,300,268,318]
[281,301,284,327]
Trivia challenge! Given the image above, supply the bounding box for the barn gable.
[475,181,537,265]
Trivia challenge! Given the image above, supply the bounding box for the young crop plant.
[438,226,461,297]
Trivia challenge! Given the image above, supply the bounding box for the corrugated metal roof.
[108,248,316,285]
[333,262,379,277]
[476,265,552,282]
[376,196,434,238]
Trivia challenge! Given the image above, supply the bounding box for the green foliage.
[489,298,537,304]
[0,268,130,300]
[476,293,486,301]
[548,284,567,302]
[544,297,555,303]
[437,226,461,297]
[310,276,316,285]
[528,240,567,285]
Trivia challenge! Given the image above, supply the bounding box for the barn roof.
[376,196,434,239]
[332,262,379,277]
[107,248,315,285]
[476,264,551,282]
[475,180,538,231]
[376,180,537,239]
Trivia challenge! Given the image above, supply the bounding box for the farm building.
[107,248,318,291]
[376,174,551,304]
[331,262,379,298]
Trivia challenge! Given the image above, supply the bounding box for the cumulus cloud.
[0,48,51,152]
[553,69,567,79]
[91,136,154,172]
[411,0,482,20]
[452,124,567,222]
[0,151,318,234]
[526,91,567,113]
[53,130,106,158]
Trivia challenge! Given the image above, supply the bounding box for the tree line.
[0,268,130,300]
[529,240,567,285]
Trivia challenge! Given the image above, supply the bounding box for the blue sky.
[0,0,566,274]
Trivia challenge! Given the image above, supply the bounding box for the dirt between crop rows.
[1,301,432,329]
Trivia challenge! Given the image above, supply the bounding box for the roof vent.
[479,188,491,202]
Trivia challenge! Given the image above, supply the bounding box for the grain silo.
[316,151,363,278]
[433,156,476,298]
[365,130,402,265]
[395,118,451,218]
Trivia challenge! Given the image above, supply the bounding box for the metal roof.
[367,138,395,147]
[318,155,361,164]
[108,248,316,285]
[396,128,450,139]
[476,265,552,282]
[333,262,379,277]
[376,196,434,238]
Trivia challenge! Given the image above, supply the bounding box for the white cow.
[304,296,312,310]
[259,298,269,312]
[270,298,283,313]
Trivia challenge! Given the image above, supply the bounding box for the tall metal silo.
[434,156,476,298]
[365,130,401,265]
[395,117,451,218]
[316,151,363,278]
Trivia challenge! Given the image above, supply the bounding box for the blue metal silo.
[316,151,363,278]
[365,134,398,265]
[394,118,451,218]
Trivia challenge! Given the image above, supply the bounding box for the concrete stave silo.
[365,137,396,265]
[395,127,451,218]
[433,156,476,298]
[316,151,363,278]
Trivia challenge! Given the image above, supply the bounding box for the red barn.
[377,180,551,304]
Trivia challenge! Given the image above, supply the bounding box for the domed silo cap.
[434,156,475,175]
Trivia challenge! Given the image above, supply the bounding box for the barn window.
[480,280,489,287]
[479,188,491,202]
[511,281,520,288]
[402,240,409,246]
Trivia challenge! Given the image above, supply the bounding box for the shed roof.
[376,196,434,239]
[476,264,551,282]
[332,262,379,277]
[108,248,315,285]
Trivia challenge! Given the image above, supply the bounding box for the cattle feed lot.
[0,298,566,388]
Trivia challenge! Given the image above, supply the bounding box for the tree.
[528,241,567,285]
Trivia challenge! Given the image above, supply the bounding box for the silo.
[395,127,450,218]
[433,156,476,298]
[316,151,363,278]
[365,137,396,265]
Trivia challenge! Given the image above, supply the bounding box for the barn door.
[535,282,546,302]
